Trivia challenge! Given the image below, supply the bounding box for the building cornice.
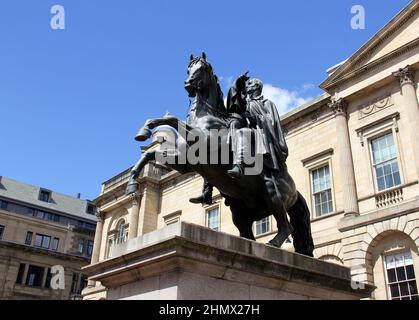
[0,240,91,263]
[322,38,419,92]
[321,1,418,91]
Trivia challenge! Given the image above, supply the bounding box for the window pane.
[42,236,51,249]
[387,269,397,283]
[34,235,42,247]
[26,265,44,287]
[409,281,418,295]
[78,239,84,253]
[371,133,401,191]
[255,217,270,235]
[406,265,415,280]
[25,232,33,245]
[16,264,26,284]
[400,282,409,296]
[390,284,400,298]
[51,238,59,251]
[45,268,52,288]
[207,208,219,231]
[312,166,333,217]
[87,241,94,256]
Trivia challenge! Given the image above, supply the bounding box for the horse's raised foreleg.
[125,148,190,195]
[135,115,194,142]
[126,150,157,195]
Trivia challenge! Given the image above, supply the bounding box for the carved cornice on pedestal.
[328,98,348,117]
[393,66,415,86]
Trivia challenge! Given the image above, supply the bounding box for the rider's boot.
[189,180,213,205]
[227,128,247,180]
[228,163,244,180]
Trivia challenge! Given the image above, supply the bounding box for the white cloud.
[263,84,313,115]
[220,76,314,115]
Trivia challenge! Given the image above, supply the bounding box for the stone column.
[128,193,141,240]
[393,66,419,177]
[328,98,359,217]
[88,210,104,287]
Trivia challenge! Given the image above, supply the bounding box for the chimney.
[76,193,81,199]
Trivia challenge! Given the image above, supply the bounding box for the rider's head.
[246,78,263,98]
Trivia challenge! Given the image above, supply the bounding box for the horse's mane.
[188,57,225,109]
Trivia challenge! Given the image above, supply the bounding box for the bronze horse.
[126,53,314,256]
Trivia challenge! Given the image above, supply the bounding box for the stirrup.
[228,164,244,180]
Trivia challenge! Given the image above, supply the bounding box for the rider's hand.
[235,72,250,91]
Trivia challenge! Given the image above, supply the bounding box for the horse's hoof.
[268,240,281,248]
[135,128,152,141]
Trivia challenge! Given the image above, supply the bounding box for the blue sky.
[0,0,411,200]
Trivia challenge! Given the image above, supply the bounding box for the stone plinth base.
[84,222,373,300]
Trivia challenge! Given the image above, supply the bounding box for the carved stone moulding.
[358,95,394,119]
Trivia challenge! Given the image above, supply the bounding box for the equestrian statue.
[125,53,314,256]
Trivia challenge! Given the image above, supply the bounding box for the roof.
[0,176,97,222]
[320,0,418,90]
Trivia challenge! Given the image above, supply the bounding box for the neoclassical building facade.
[83,1,419,300]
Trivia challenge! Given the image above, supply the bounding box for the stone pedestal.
[83,222,373,300]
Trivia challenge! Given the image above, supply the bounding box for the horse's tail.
[288,191,314,257]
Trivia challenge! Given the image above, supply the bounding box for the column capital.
[95,208,104,223]
[393,66,415,86]
[130,192,141,206]
[328,98,348,116]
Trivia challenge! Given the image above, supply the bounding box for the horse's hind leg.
[266,180,293,248]
[230,202,255,241]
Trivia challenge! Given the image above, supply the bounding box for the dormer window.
[39,190,51,203]
[86,204,95,215]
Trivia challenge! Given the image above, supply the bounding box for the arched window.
[116,220,126,245]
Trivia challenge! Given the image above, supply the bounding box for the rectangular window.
[385,252,418,300]
[26,265,44,287]
[25,231,33,245]
[79,275,88,294]
[78,239,85,253]
[86,204,95,215]
[16,263,26,284]
[206,207,220,231]
[0,201,8,210]
[86,240,94,257]
[39,190,51,203]
[311,165,333,217]
[255,217,270,236]
[34,234,51,249]
[71,273,79,294]
[51,238,59,251]
[371,133,401,192]
[44,268,52,288]
[0,225,4,240]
